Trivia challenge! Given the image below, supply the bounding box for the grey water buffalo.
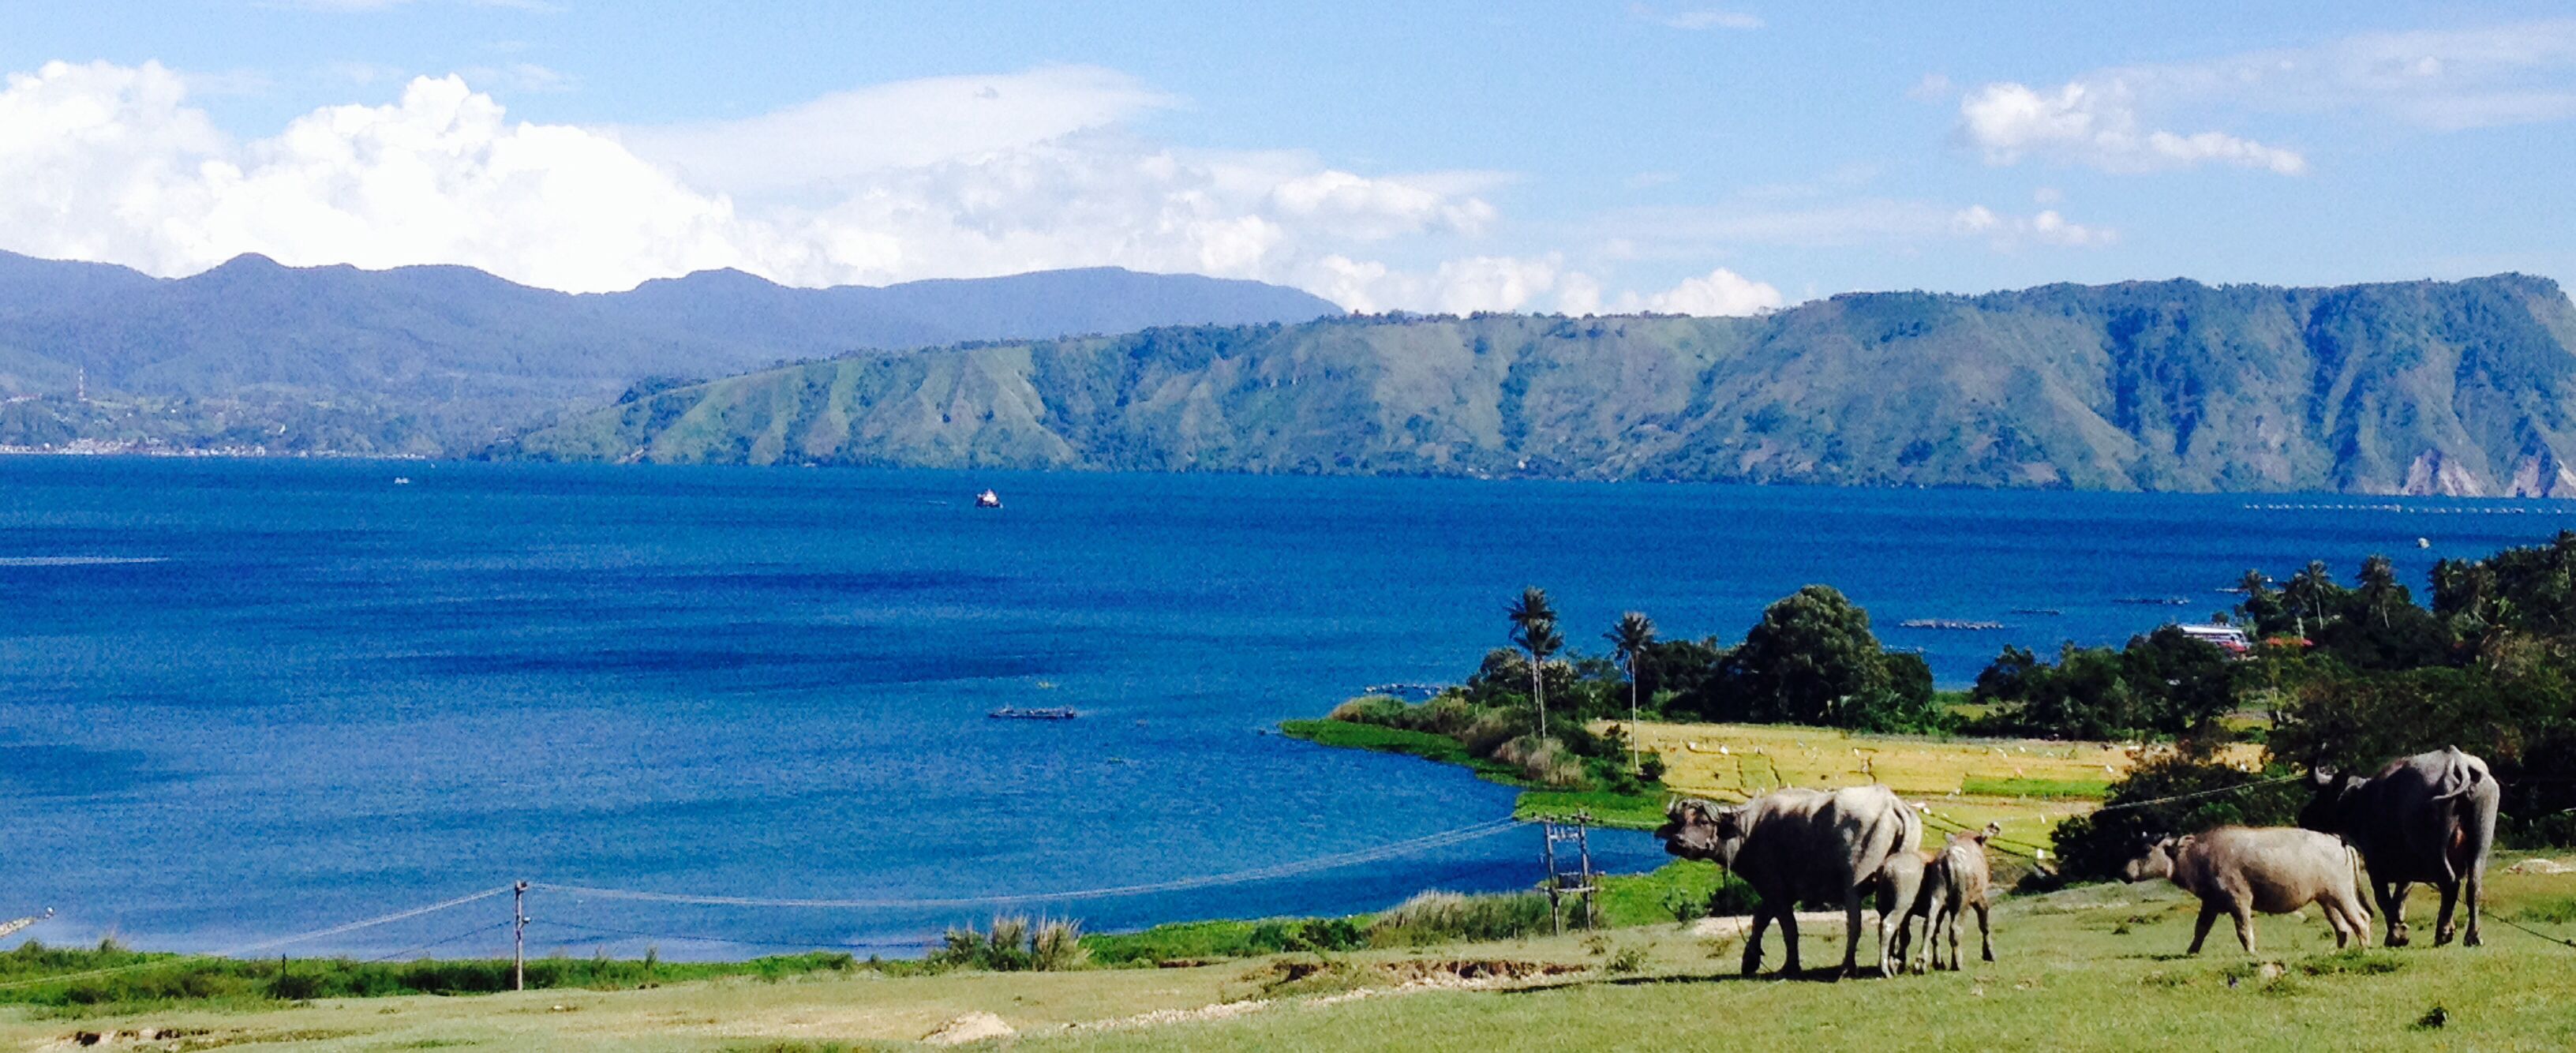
[2301,745,2500,948]
[1915,823,1998,972]
[1874,847,1926,966]
[1657,785,1922,977]
[2122,826,2372,955]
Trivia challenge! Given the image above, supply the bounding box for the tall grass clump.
[927,916,1089,972]
[1367,891,1553,946]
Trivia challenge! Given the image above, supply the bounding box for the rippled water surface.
[1,458,2566,957]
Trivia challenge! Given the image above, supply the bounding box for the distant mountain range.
[506,273,2576,497]
[0,252,1342,453]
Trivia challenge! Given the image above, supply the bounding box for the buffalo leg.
[1840,888,1865,978]
[1743,904,1773,976]
[2232,905,2257,955]
[2462,868,2484,948]
[2378,881,2412,946]
[2434,881,2462,946]
[2188,901,2220,955]
[1975,898,1994,963]
[1777,905,1803,976]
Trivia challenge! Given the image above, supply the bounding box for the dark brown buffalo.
[2301,746,2500,947]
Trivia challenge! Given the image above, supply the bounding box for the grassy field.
[1292,711,2271,857]
[5,864,2570,1050]
[1631,720,2267,856]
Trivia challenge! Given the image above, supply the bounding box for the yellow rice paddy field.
[1627,721,2268,857]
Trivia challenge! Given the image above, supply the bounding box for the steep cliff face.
[508,274,2576,496]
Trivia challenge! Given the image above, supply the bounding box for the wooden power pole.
[513,881,529,991]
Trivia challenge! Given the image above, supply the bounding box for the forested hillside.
[508,273,2576,496]
[0,252,1341,454]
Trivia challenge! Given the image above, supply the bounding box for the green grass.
[1593,860,1757,928]
[1036,876,2576,1053]
[1281,720,1472,767]
[1960,775,2115,799]
[1084,917,1371,967]
[1511,789,1667,830]
[1286,720,1669,827]
[0,942,859,1015]
[1280,718,1529,785]
[7,871,2576,1050]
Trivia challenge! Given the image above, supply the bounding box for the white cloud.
[1959,81,2306,174]
[0,59,1631,313]
[456,62,575,94]
[1630,267,1783,315]
[1666,10,1762,31]
[1950,205,2115,248]
[1595,197,2114,257]
[616,66,1175,199]
[2124,19,2576,131]
[1957,18,2576,178]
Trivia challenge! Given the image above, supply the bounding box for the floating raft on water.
[989,706,1079,721]
[1899,618,2006,631]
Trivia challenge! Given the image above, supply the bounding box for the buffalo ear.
[1713,808,1747,841]
[2308,766,2338,788]
[1979,823,2001,841]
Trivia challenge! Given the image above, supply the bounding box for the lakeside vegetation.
[0,940,861,1014]
[1297,532,2576,877]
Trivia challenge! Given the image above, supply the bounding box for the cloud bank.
[0,59,1781,317]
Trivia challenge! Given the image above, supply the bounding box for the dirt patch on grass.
[45,1028,358,1051]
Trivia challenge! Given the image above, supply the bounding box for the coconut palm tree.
[1506,587,1563,741]
[1604,612,1657,772]
[2358,553,2399,627]
[2287,560,2338,639]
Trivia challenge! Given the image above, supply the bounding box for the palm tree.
[1507,587,1563,741]
[1604,612,1657,773]
[2358,553,2398,627]
[2288,560,2337,639]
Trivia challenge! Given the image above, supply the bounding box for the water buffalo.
[2122,826,2372,955]
[1915,823,1998,972]
[1657,785,1921,977]
[2301,746,2499,947]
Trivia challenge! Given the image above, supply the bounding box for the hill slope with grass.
[507,273,2576,495]
[4,866,2572,1050]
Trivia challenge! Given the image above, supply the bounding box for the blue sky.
[2,1,2570,311]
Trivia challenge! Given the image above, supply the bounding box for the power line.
[2492,914,2576,950]
[2087,774,2307,815]
[533,819,1524,909]
[0,885,515,992]
[369,921,513,963]
[533,919,927,952]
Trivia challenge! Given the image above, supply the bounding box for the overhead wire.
[533,818,1524,909]
[0,884,515,991]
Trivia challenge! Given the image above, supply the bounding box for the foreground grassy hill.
[507,273,2576,495]
[5,868,2571,1051]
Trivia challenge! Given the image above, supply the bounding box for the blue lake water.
[2,458,2570,959]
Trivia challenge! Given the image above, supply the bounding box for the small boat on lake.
[989,706,1077,721]
[975,489,1002,508]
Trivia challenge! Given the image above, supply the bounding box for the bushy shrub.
[2049,749,2304,880]
[1368,891,1553,946]
[928,916,1090,972]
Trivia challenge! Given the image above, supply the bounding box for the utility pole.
[513,881,529,992]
